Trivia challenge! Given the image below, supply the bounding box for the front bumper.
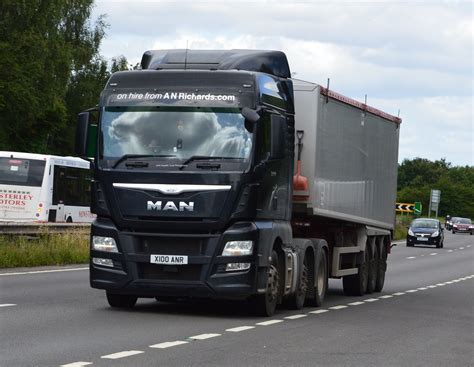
[89,218,262,299]
[407,234,441,246]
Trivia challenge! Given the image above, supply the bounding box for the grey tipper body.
[293,80,399,230]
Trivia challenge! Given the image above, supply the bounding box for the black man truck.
[75,49,400,316]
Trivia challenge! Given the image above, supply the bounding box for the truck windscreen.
[100,107,252,169]
[0,158,46,186]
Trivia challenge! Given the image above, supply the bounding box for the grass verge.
[0,231,89,268]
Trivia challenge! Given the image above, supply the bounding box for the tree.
[0,0,107,154]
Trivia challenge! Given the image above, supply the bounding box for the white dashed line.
[430,253,437,256]
[189,333,221,340]
[0,267,88,277]
[330,305,348,310]
[309,309,329,314]
[226,326,255,332]
[348,301,365,306]
[392,292,405,296]
[417,287,428,290]
[363,298,379,302]
[406,256,416,259]
[60,362,93,367]
[285,314,307,319]
[256,320,284,326]
[467,245,471,248]
[406,289,418,293]
[378,295,394,299]
[101,351,144,359]
[447,250,453,252]
[150,341,188,349]
[0,304,16,308]
[436,283,446,286]
[459,247,465,250]
[427,285,438,288]
[445,281,454,284]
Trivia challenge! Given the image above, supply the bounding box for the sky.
[92,0,473,167]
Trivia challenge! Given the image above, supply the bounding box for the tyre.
[375,241,387,292]
[66,217,73,223]
[306,246,328,307]
[106,292,137,308]
[367,244,378,294]
[286,257,308,310]
[253,250,280,317]
[343,249,369,296]
[452,230,455,234]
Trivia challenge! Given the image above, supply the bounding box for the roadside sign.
[431,189,441,203]
[414,202,422,215]
[395,203,415,213]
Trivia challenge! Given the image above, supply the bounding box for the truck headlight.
[92,236,118,253]
[222,240,253,256]
[408,229,414,236]
[431,231,439,237]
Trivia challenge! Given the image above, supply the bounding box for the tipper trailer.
[75,49,401,316]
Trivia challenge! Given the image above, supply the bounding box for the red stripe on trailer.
[320,87,402,125]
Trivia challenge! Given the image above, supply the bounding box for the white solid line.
[417,287,428,290]
[226,326,255,332]
[309,309,329,314]
[364,298,379,302]
[406,256,416,259]
[0,304,16,307]
[406,289,418,293]
[189,333,221,340]
[348,301,365,306]
[285,314,308,320]
[430,253,437,256]
[330,305,348,310]
[379,295,394,299]
[60,362,93,367]
[101,350,144,359]
[392,292,405,296]
[150,341,188,349]
[0,267,88,277]
[256,320,284,326]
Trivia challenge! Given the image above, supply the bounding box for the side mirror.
[269,114,286,160]
[75,111,97,158]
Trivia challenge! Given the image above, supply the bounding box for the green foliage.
[397,158,474,219]
[0,0,129,155]
[0,231,89,268]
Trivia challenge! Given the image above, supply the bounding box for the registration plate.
[150,254,188,265]
[417,237,428,241]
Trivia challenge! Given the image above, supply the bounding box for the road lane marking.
[256,320,284,326]
[447,250,453,252]
[330,305,348,310]
[436,283,446,286]
[406,256,416,259]
[406,289,418,293]
[379,295,394,299]
[226,326,255,332]
[60,362,93,367]
[363,298,379,302]
[309,309,329,314]
[427,285,438,288]
[348,301,365,306]
[392,292,405,296]
[430,253,437,256]
[459,247,465,250]
[417,287,428,290]
[0,304,16,307]
[285,314,307,319]
[101,350,144,359]
[467,245,471,248]
[0,267,88,277]
[189,333,221,340]
[150,341,188,349]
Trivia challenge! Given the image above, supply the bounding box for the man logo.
[147,201,194,212]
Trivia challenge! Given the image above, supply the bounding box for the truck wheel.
[367,245,378,294]
[286,256,309,310]
[343,250,369,296]
[254,250,280,316]
[106,292,137,309]
[308,248,327,307]
[375,243,387,292]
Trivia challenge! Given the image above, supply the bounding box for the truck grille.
[139,263,202,281]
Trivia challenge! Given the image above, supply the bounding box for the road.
[1,231,473,367]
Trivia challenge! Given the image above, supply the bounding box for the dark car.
[407,218,444,248]
[451,217,474,235]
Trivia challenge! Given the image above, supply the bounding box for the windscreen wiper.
[112,154,176,169]
[179,156,244,170]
